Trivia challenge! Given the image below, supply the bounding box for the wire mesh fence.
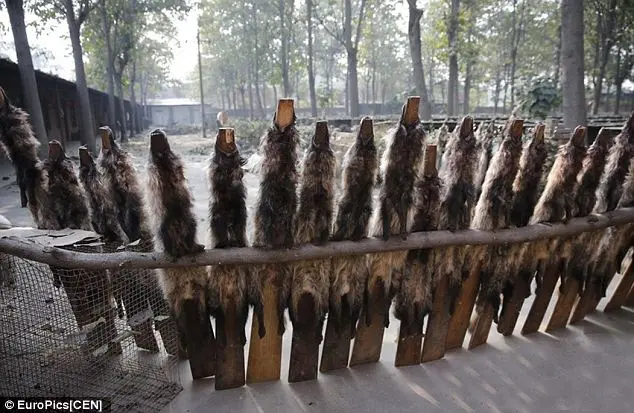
[0,239,182,413]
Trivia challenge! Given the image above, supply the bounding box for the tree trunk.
[100,0,116,127]
[464,60,471,114]
[306,0,317,117]
[428,55,434,104]
[553,23,562,90]
[493,68,501,114]
[273,84,278,107]
[247,73,254,119]
[129,61,137,136]
[447,0,460,116]
[561,0,587,129]
[5,0,48,156]
[64,0,95,152]
[279,0,291,96]
[592,0,617,115]
[407,0,432,119]
[115,74,127,142]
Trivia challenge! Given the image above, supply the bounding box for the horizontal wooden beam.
[1,208,634,270]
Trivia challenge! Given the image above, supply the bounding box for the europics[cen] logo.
[4,398,104,411]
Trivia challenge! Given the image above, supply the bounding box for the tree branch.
[353,0,367,49]
[314,8,345,47]
[1,208,633,270]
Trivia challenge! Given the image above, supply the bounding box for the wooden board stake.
[215,300,246,390]
[288,295,321,382]
[217,128,236,153]
[180,299,217,379]
[349,280,388,366]
[446,264,481,350]
[402,96,420,126]
[246,274,283,383]
[275,99,295,129]
[421,276,450,362]
[319,312,354,372]
[467,301,494,349]
[98,126,113,150]
[497,269,532,336]
[521,261,560,335]
[604,261,634,312]
[545,276,580,332]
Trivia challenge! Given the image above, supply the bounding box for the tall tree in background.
[561,0,587,129]
[407,0,432,119]
[278,0,294,96]
[317,0,368,117]
[34,0,97,152]
[99,0,116,127]
[306,0,317,116]
[447,0,460,115]
[590,0,617,114]
[3,0,48,155]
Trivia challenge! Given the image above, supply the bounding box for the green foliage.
[520,77,561,119]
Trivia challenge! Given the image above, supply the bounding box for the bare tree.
[407,0,432,119]
[561,0,587,129]
[307,0,318,117]
[447,0,460,115]
[4,0,48,155]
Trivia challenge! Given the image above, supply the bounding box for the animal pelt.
[43,141,93,232]
[510,126,548,228]
[434,116,477,309]
[330,118,378,333]
[574,129,613,218]
[145,130,206,317]
[471,121,524,321]
[289,123,336,340]
[593,112,634,214]
[366,108,426,327]
[207,131,265,345]
[78,147,129,243]
[393,155,442,335]
[251,115,300,335]
[473,120,498,203]
[98,126,152,244]
[0,88,49,227]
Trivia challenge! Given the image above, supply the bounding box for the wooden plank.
[246,279,283,383]
[288,293,321,382]
[349,279,388,366]
[496,269,532,336]
[569,284,597,324]
[467,301,493,349]
[275,99,295,129]
[604,261,634,312]
[319,311,354,372]
[180,299,217,379]
[446,264,481,350]
[625,282,634,307]
[421,276,450,362]
[403,96,420,125]
[545,276,580,332]
[394,321,424,367]
[521,261,560,335]
[215,299,246,390]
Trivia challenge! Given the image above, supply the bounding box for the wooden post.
[496,268,532,336]
[604,260,634,312]
[350,97,420,367]
[395,145,436,367]
[421,275,451,362]
[180,299,217,379]
[445,264,481,349]
[215,298,246,389]
[246,99,295,383]
[545,268,582,332]
[522,260,562,334]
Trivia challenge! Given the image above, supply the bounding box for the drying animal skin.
[470,120,524,322]
[435,116,477,308]
[593,112,634,214]
[473,120,498,204]
[78,147,129,244]
[251,110,299,335]
[207,129,265,346]
[394,146,441,336]
[289,121,335,339]
[329,117,378,333]
[0,87,50,227]
[366,103,426,326]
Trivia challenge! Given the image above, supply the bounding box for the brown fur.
[510,130,548,227]
[435,117,477,309]
[290,126,336,340]
[574,130,613,217]
[593,113,634,213]
[366,109,426,327]
[393,160,442,335]
[0,89,49,227]
[78,148,129,243]
[473,121,498,203]
[330,122,378,333]
[145,130,206,317]
[251,117,300,335]
[207,133,265,344]
[98,127,151,244]
[471,124,524,320]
